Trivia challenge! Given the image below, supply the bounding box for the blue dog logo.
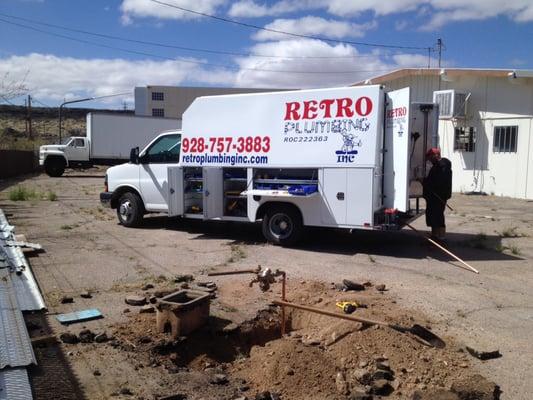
[336,132,361,163]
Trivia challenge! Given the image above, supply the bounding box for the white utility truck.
[101,86,438,245]
[39,112,181,177]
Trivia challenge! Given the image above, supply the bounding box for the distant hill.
[0,105,133,150]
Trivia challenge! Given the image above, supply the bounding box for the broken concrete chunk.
[80,291,92,299]
[342,279,365,291]
[94,332,108,343]
[61,296,74,304]
[412,390,460,400]
[79,329,95,343]
[142,283,154,290]
[59,332,78,344]
[210,374,229,385]
[125,295,147,306]
[375,284,386,292]
[371,379,393,396]
[139,305,155,313]
[372,370,394,381]
[465,346,502,360]
[451,374,501,400]
[335,372,349,395]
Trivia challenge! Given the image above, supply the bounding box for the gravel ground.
[1,169,532,399]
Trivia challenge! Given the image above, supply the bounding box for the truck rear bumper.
[100,192,113,208]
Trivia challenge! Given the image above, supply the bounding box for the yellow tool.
[336,301,362,314]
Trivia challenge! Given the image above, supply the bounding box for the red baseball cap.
[426,147,441,158]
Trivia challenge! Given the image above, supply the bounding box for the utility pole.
[436,38,443,68]
[27,94,32,139]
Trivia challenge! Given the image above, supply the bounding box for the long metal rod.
[273,299,389,327]
[406,223,479,274]
[207,268,258,276]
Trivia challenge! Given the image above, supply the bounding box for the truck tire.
[261,204,303,246]
[44,158,65,177]
[117,192,144,227]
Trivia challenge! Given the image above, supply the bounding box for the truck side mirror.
[130,147,139,164]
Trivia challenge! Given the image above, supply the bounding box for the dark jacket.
[423,158,452,201]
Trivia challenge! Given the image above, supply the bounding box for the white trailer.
[101,85,438,245]
[39,113,181,177]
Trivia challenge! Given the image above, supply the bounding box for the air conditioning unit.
[432,90,468,119]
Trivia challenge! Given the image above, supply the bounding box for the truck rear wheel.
[117,192,144,227]
[44,158,65,177]
[261,205,303,246]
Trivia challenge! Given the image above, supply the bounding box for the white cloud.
[120,0,226,22]
[252,16,377,41]
[228,0,308,17]
[0,49,436,107]
[0,53,204,106]
[226,0,533,28]
[233,39,402,88]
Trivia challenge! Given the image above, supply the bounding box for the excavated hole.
[151,307,291,367]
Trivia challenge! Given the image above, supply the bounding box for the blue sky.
[0,0,532,108]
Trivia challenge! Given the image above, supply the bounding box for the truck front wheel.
[117,192,144,227]
[261,205,303,246]
[44,158,65,177]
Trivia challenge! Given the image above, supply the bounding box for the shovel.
[273,300,445,348]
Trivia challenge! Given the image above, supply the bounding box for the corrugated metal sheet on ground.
[0,270,36,369]
[0,368,33,400]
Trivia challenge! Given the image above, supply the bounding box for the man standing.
[423,148,452,239]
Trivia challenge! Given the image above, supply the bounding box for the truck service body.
[101,85,438,244]
[39,113,181,177]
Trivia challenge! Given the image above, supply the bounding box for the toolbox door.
[203,168,224,219]
[167,166,184,216]
[384,88,411,212]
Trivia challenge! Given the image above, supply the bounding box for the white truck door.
[65,138,89,162]
[167,166,184,217]
[384,88,411,212]
[203,168,224,219]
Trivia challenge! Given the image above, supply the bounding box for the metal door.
[321,168,347,225]
[384,88,411,212]
[203,168,224,219]
[167,166,183,216]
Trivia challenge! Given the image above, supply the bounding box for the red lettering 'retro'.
[284,96,374,120]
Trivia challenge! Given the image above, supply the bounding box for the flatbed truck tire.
[117,192,144,227]
[261,204,303,246]
[44,158,65,177]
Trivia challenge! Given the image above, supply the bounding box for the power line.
[150,0,431,51]
[0,12,421,60]
[0,18,425,74]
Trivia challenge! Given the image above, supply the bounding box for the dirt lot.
[1,170,532,399]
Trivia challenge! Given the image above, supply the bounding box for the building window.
[454,127,476,152]
[152,108,165,117]
[152,92,164,101]
[493,126,518,153]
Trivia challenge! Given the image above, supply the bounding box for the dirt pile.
[96,279,500,399]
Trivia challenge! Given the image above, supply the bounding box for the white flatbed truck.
[100,85,438,245]
[39,112,181,177]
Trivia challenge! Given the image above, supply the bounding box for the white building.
[355,68,533,199]
[134,86,288,119]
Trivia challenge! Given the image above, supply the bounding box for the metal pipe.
[58,97,94,143]
[273,299,386,327]
[280,271,286,335]
[207,268,259,276]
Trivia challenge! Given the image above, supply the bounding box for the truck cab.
[100,130,182,226]
[39,137,90,177]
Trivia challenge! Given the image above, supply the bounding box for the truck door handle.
[205,190,210,197]
[170,188,175,194]
[337,192,345,200]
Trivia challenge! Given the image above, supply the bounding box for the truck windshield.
[142,134,181,163]
[61,137,73,145]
